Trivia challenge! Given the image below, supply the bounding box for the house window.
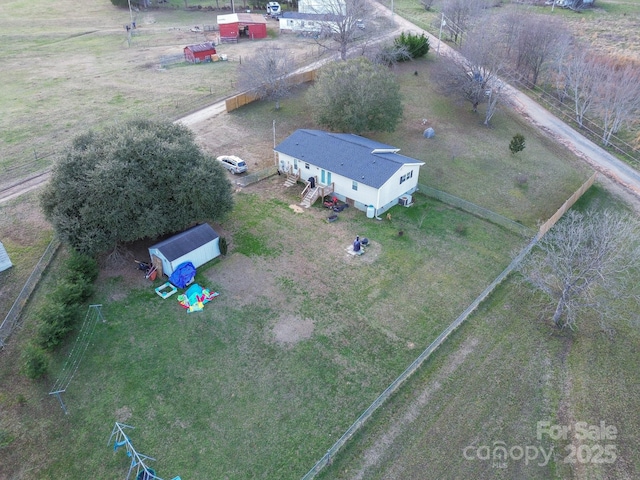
[400,170,413,184]
[352,181,358,191]
[305,163,310,169]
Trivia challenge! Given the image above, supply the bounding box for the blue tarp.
[169,262,196,289]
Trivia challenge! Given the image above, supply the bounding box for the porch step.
[301,187,319,208]
[284,175,298,187]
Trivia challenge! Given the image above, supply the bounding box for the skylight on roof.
[371,148,400,154]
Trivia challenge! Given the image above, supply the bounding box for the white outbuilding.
[148,223,221,277]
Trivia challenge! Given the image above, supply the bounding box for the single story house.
[148,223,221,277]
[183,42,217,63]
[0,241,12,273]
[275,129,425,216]
[217,13,267,42]
[278,12,341,34]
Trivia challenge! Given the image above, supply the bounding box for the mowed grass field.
[1,187,528,479]
[318,186,640,480]
[0,0,315,181]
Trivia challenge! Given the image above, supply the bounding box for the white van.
[217,155,248,174]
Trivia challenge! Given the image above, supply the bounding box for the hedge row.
[21,252,99,380]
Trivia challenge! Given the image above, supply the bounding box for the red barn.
[217,13,267,43]
[183,43,217,63]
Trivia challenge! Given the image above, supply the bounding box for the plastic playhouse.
[177,284,219,313]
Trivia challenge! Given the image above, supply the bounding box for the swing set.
[109,422,181,480]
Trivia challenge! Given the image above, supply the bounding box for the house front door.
[321,170,331,185]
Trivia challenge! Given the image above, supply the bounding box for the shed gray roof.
[274,129,424,189]
[149,223,219,262]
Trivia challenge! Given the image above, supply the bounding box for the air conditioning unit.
[399,196,409,206]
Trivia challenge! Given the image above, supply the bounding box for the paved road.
[3,5,640,204]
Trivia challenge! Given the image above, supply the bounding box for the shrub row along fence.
[418,183,535,238]
[0,236,60,349]
[300,173,598,479]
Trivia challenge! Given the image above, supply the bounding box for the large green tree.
[306,57,403,134]
[41,119,233,256]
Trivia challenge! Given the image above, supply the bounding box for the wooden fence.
[537,172,598,238]
[225,69,317,112]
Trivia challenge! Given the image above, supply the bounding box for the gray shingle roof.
[274,130,424,188]
[149,223,219,262]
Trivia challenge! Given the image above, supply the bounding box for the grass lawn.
[376,59,591,227]
[318,185,640,480]
[1,187,526,479]
[0,192,54,322]
[0,0,314,182]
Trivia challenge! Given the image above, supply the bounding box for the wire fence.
[49,305,105,414]
[418,183,535,237]
[235,166,279,187]
[0,236,61,349]
[300,233,540,479]
[300,175,597,480]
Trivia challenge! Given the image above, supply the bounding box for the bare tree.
[518,209,640,331]
[437,25,508,125]
[441,0,488,45]
[364,42,412,67]
[595,60,640,146]
[495,10,522,60]
[559,45,608,128]
[236,48,295,109]
[306,0,370,61]
[513,15,568,86]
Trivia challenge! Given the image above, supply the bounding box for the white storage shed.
[148,223,221,277]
